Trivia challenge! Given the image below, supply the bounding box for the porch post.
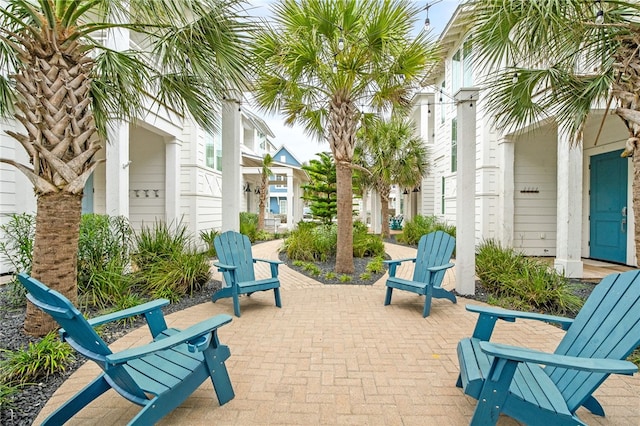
[221,98,242,232]
[165,137,180,224]
[286,170,294,229]
[371,190,382,234]
[497,136,515,246]
[104,25,130,218]
[455,88,479,296]
[554,129,583,277]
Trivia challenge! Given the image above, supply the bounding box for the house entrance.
[589,150,627,263]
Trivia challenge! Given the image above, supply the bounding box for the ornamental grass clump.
[476,239,582,315]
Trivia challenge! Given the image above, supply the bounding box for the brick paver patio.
[34,240,640,425]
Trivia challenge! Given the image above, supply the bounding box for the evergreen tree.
[302,153,337,224]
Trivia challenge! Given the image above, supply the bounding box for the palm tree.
[252,0,438,273]
[258,153,274,231]
[354,115,428,238]
[0,0,252,336]
[469,1,640,263]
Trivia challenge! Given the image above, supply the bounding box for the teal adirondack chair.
[212,231,282,317]
[456,269,640,426]
[18,273,235,425]
[384,231,456,317]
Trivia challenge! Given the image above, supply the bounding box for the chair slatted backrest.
[18,273,148,401]
[413,231,456,285]
[214,231,256,284]
[546,270,640,412]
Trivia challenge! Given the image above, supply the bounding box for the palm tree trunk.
[335,162,354,273]
[24,193,82,336]
[379,186,391,239]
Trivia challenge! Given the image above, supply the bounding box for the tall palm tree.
[354,115,428,238]
[469,1,640,263]
[0,0,252,336]
[258,153,274,231]
[252,0,438,273]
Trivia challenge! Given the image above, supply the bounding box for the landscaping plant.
[397,215,456,246]
[476,239,582,315]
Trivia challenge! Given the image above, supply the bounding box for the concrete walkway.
[35,240,639,425]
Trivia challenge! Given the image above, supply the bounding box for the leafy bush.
[133,220,191,270]
[199,228,219,257]
[366,256,385,274]
[476,239,582,315]
[240,212,259,242]
[132,221,211,301]
[339,274,352,283]
[78,214,132,291]
[79,259,136,310]
[0,213,35,305]
[397,215,456,246]
[359,272,371,280]
[0,333,74,384]
[284,221,383,261]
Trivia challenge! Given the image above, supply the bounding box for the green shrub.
[133,220,191,270]
[199,228,219,257]
[476,239,582,315]
[359,272,371,280]
[325,271,336,280]
[135,251,210,301]
[0,333,75,384]
[79,259,135,310]
[0,213,35,305]
[0,381,24,410]
[339,274,352,283]
[292,260,305,267]
[366,256,385,274]
[78,214,132,283]
[397,215,456,246]
[240,212,259,242]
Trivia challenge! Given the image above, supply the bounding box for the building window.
[205,130,222,171]
[440,80,446,124]
[279,199,287,214]
[441,176,445,214]
[274,174,286,189]
[452,38,473,94]
[451,118,457,173]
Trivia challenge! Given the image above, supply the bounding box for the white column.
[455,88,479,296]
[104,22,130,218]
[165,137,180,224]
[371,190,382,234]
[105,122,130,217]
[221,99,242,232]
[286,170,294,229]
[498,136,515,246]
[361,190,369,224]
[554,130,583,277]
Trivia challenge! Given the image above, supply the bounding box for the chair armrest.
[384,258,416,278]
[253,258,283,265]
[466,304,573,341]
[480,341,638,375]
[427,262,454,273]
[214,262,238,272]
[383,257,416,266]
[254,258,282,277]
[87,299,170,327]
[83,299,170,338]
[105,314,233,367]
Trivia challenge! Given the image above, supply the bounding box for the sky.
[246,0,463,163]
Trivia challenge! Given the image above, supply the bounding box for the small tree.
[258,154,274,231]
[354,115,428,238]
[302,153,338,224]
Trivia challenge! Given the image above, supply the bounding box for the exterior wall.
[0,120,37,274]
[513,131,558,255]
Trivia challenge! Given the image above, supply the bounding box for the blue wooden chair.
[18,273,235,425]
[456,270,640,426]
[212,230,282,317]
[384,231,456,317]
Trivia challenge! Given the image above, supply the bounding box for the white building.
[410,4,634,281]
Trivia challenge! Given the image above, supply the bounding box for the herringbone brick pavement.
[34,240,639,425]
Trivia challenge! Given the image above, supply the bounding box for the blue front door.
[590,150,627,263]
[81,174,94,214]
